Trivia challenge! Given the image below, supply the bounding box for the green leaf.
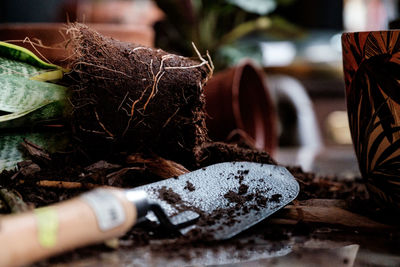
[0,75,67,113]
[0,56,44,78]
[0,101,66,128]
[226,0,277,15]
[0,132,70,171]
[0,41,60,70]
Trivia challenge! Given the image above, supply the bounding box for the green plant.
[155,0,299,68]
[0,42,69,170]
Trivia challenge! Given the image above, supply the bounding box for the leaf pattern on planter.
[342,31,400,207]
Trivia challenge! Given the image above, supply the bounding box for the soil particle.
[224,190,246,205]
[256,195,268,207]
[238,184,249,195]
[184,181,195,192]
[270,194,282,203]
[157,186,182,205]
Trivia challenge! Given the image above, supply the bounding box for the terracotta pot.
[204,59,277,154]
[0,23,154,66]
[342,30,400,210]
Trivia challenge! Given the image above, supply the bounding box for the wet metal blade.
[134,162,299,240]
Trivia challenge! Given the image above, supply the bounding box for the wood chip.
[21,139,51,162]
[271,204,393,230]
[0,188,30,213]
[126,153,189,178]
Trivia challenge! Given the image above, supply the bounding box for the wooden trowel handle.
[0,187,138,267]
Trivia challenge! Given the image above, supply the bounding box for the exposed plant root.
[66,23,213,167]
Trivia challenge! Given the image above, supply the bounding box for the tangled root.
[66,23,213,167]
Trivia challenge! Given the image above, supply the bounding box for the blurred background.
[0,0,399,176]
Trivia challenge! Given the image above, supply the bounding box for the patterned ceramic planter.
[342,31,400,209]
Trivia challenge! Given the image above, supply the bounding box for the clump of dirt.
[224,190,247,204]
[196,142,276,167]
[238,184,248,195]
[270,194,282,202]
[157,186,182,205]
[184,181,195,192]
[66,23,213,167]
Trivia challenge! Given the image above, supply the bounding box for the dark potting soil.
[1,141,399,264]
[66,23,212,168]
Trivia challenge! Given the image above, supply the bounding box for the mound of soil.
[66,23,213,167]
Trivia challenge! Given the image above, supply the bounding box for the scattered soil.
[224,190,247,204]
[2,144,400,265]
[270,194,282,202]
[238,184,248,195]
[158,186,182,205]
[184,181,195,192]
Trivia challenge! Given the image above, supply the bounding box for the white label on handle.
[81,189,126,231]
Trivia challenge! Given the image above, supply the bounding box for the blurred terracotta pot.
[204,59,277,154]
[0,23,154,67]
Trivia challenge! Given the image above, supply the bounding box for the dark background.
[0,0,344,30]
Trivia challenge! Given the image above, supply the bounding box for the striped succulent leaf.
[0,41,60,70]
[0,75,67,113]
[0,41,68,125]
[0,132,70,171]
[0,42,70,172]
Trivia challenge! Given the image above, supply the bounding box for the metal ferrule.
[124,190,150,219]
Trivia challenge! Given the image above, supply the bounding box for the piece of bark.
[0,188,30,213]
[297,199,347,209]
[21,139,51,162]
[126,154,189,179]
[271,205,393,230]
[84,160,122,173]
[106,167,143,186]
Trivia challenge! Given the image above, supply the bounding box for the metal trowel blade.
[134,161,299,240]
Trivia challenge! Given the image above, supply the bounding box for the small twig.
[0,188,30,213]
[34,180,98,189]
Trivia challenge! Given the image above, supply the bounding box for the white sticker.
[81,189,126,231]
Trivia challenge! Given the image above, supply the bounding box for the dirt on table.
[1,140,400,265]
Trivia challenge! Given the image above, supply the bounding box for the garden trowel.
[0,161,299,267]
